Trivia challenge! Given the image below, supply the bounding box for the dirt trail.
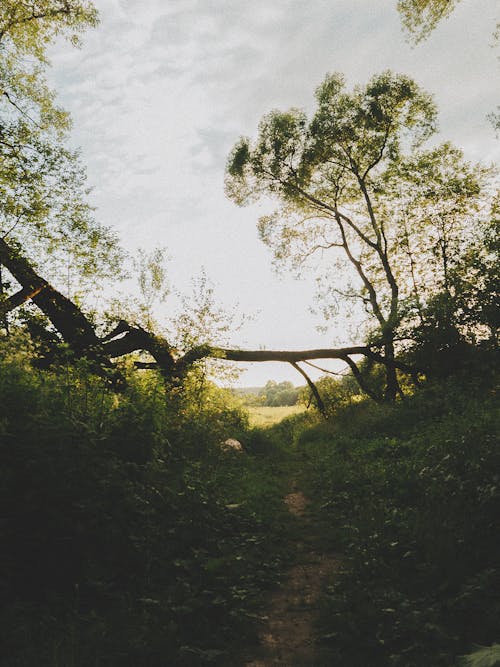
[243,483,339,667]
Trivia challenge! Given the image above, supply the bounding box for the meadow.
[246,404,307,427]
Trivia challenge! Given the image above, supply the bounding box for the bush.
[300,369,500,666]
[0,351,287,666]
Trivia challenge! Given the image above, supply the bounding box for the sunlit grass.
[246,404,306,427]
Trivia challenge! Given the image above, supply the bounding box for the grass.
[246,404,307,427]
[297,372,500,666]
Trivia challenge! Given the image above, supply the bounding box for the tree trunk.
[0,238,102,356]
[0,238,417,405]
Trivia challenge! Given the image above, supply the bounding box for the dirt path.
[243,483,339,666]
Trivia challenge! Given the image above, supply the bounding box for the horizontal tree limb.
[175,343,420,375]
[0,236,421,408]
[214,346,373,362]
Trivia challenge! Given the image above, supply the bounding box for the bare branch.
[3,92,39,127]
[303,359,348,376]
[361,123,391,180]
[290,361,326,416]
[341,355,383,403]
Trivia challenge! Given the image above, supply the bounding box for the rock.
[220,438,244,453]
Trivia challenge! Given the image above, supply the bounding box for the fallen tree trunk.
[0,238,103,356]
[0,237,420,409]
[180,345,373,364]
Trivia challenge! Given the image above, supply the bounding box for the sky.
[48,0,499,386]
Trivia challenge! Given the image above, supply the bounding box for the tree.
[225,71,497,399]
[259,380,299,406]
[404,196,499,373]
[2,9,495,409]
[396,0,462,43]
[0,1,120,311]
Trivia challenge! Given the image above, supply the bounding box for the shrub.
[0,352,287,666]
[300,370,500,666]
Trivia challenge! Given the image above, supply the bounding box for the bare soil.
[243,484,339,666]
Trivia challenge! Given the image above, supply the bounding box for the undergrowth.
[0,351,291,666]
[3,341,498,667]
[297,367,500,666]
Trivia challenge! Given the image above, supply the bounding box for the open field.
[246,404,307,427]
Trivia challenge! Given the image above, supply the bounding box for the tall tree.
[225,71,496,399]
[0,1,120,306]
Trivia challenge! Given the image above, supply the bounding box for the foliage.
[0,0,121,300]
[301,371,363,414]
[397,0,462,43]
[132,246,170,330]
[298,364,500,665]
[258,379,300,406]
[458,645,500,667]
[0,343,290,666]
[225,71,498,396]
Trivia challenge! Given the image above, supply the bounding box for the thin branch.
[1,212,25,240]
[303,359,348,376]
[262,167,379,251]
[356,174,399,324]
[0,284,45,315]
[0,3,77,42]
[2,92,40,127]
[290,361,326,416]
[341,355,383,403]
[297,239,344,265]
[361,123,391,180]
[334,211,387,328]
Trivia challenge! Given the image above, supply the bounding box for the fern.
[459,645,500,667]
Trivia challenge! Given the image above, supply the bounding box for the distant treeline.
[233,380,301,407]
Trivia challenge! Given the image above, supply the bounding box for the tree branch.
[0,237,102,355]
[0,284,45,315]
[341,355,383,403]
[0,237,420,398]
[289,361,326,416]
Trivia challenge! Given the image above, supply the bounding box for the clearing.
[246,405,306,428]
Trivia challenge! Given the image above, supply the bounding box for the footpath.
[242,481,339,667]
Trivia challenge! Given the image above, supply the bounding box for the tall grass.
[298,369,500,666]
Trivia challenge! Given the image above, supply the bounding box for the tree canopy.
[0,7,497,408]
[396,0,462,43]
[226,71,498,398]
[0,0,120,294]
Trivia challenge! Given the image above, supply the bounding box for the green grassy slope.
[295,371,500,666]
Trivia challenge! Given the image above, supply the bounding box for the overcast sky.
[48,0,499,386]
